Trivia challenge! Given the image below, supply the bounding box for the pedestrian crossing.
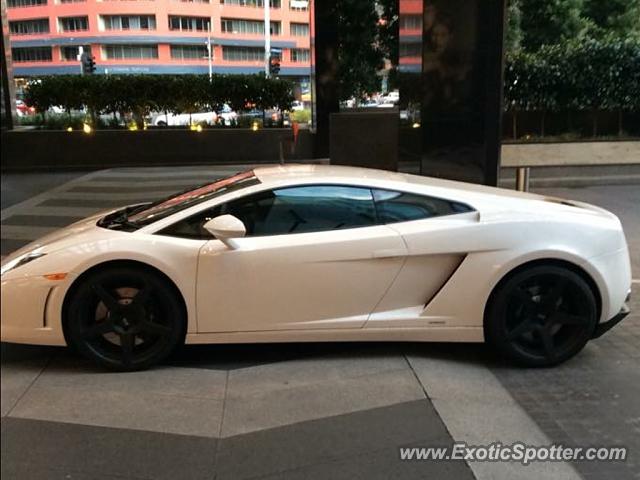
[0,165,258,256]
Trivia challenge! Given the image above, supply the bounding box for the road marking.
[406,354,582,480]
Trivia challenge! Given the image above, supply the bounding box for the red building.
[6,0,311,81]
[399,0,422,73]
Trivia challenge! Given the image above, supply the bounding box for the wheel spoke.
[92,283,120,311]
[541,278,567,314]
[506,318,536,341]
[83,319,115,339]
[539,328,556,362]
[510,287,537,313]
[551,312,585,326]
[131,283,152,307]
[140,320,172,337]
[119,332,135,367]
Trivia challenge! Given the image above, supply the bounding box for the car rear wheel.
[65,266,185,371]
[486,265,597,367]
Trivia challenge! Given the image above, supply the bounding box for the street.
[1,167,638,480]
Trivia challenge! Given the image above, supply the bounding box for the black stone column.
[417,0,506,185]
[312,0,339,158]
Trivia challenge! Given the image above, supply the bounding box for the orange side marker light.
[44,273,67,281]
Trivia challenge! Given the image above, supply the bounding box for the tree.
[583,0,640,40]
[505,0,523,53]
[520,0,589,51]
[334,0,386,101]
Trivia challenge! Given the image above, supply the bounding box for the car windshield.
[117,170,260,228]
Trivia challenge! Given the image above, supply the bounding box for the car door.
[194,185,407,333]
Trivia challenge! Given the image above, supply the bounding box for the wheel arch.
[483,258,602,335]
[61,259,189,342]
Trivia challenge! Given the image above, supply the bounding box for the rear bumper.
[592,292,631,339]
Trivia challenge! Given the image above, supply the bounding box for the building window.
[9,19,49,35]
[7,0,47,7]
[60,45,91,61]
[58,16,89,32]
[170,45,208,60]
[399,43,421,57]
[289,0,308,11]
[222,46,264,61]
[103,44,158,59]
[399,14,422,30]
[290,48,309,62]
[102,15,156,30]
[290,22,308,36]
[221,18,280,35]
[168,16,211,32]
[12,46,52,62]
[219,0,281,7]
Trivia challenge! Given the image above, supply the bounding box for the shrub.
[24,73,295,129]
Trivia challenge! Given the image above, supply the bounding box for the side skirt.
[185,327,484,345]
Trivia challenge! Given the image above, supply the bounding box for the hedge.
[504,38,640,136]
[25,74,294,128]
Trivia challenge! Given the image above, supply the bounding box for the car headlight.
[0,251,47,276]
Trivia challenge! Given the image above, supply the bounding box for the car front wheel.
[65,266,185,371]
[486,265,598,367]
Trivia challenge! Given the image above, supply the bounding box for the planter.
[1,128,314,171]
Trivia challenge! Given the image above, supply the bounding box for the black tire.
[65,266,186,371]
[485,264,597,367]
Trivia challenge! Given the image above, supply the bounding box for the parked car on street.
[216,104,238,126]
[15,100,35,117]
[152,111,218,127]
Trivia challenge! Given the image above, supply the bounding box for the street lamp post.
[264,0,270,77]
[207,20,213,82]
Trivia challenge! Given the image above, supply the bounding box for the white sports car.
[1,165,632,370]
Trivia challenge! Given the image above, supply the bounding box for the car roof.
[251,163,548,203]
[253,164,407,186]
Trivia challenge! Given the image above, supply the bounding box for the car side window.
[225,185,376,236]
[159,185,377,239]
[372,189,473,223]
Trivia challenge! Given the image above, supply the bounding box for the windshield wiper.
[98,203,150,230]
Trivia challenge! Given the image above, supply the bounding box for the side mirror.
[203,214,246,249]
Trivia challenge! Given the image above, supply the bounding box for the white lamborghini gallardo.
[1,165,631,370]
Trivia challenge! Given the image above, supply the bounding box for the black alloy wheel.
[65,266,185,371]
[486,265,597,367]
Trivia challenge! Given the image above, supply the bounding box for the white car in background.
[152,111,218,127]
[217,104,238,126]
[1,165,631,371]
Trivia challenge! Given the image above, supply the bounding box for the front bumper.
[1,275,67,346]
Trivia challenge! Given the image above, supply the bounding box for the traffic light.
[269,55,281,76]
[81,52,96,75]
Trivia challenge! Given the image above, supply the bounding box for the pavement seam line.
[212,370,230,480]
[5,351,56,418]
[402,352,478,479]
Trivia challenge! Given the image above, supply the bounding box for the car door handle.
[372,249,405,259]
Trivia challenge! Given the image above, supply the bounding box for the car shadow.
[167,341,507,371]
[2,340,512,373]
